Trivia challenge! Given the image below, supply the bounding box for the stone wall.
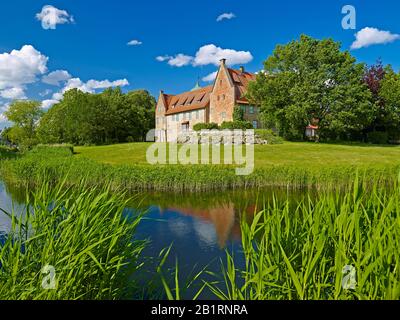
[177,130,268,145]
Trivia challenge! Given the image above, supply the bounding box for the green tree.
[38,88,156,145]
[247,35,374,141]
[379,69,400,140]
[4,100,43,148]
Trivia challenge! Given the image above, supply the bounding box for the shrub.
[255,129,284,144]
[126,136,135,143]
[193,123,219,131]
[367,131,389,145]
[220,121,253,130]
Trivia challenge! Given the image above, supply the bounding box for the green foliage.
[0,179,147,300]
[193,122,219,131]
[367,131,389,145]
[37,88,156,145]
[203,179,400,300]
[220,121,253,130]
[378,69,400,139]
[247,34,374,141]
[0,146,18,159]
[255,129,284,144]
[4,100,43,150]
[233,105,244,121]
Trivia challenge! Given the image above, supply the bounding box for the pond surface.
[0,179,311,298]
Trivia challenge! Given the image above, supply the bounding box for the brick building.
[155,59,260,142]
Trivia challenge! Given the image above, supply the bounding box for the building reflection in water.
[157,201,257,249]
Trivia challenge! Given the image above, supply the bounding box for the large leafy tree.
[4,100,43,148]
[247,35,374,140]
[378,69,400,139]
[38,88,156,145]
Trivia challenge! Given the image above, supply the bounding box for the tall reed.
[0,178,146,300]
[204,178,400,300]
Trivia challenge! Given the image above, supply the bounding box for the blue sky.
[1,0,400,127]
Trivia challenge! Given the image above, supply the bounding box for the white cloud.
[0,87,27,100]
[193,44,253,66]
[42,70,72,86]
[36,5,74,30]
[216,12,236,22]
[0,45,48,90]
[156,55,172,62]
[58,78,129,93]
[86,79,129,89]
[39,89,53,97]
[127,39,142,46]
[157,44,253,68]
[0,103,10,125]
[202,71,218,82]
[167,54,193,67]
[351,27,400,49]
[156,54,193,67]
[41,99,59,109]
[46,77,130,107]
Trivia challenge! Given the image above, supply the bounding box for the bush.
[255,129,284,144]
[193,123,219,131]
[126,136,135,143]
[367,131,389,145]
[220,121,253,130]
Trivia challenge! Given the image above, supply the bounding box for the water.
[0,180,310,298]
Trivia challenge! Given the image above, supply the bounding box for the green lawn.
[74,142,400,168]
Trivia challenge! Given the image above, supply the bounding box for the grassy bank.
[0,179,147,300]
[1,144,400,192]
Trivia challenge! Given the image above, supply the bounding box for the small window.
[189,112,192,120]
[241,105,246,113]
[252,120,258,129]
[221,112,226,120]
[217,95,220,101]
[249,106,254,114]
[196,110,199,119]
[220,79,223,85]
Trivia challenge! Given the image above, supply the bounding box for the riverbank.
[1,144,400,192]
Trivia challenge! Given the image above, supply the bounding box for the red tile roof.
[163,86,213,115]
[228,68,256,103]
[160,68,257,114]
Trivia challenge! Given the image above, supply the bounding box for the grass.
[0,146,17,160]
[2,144,400,192]
[161,178,400,300]
[0,178,147,300]
[74,142,400,167]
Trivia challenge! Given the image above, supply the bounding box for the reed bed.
[201,178,400,300]
[1,145,399,192]
[0,179,147,300]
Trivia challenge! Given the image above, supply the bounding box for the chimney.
[220,58,226,66]
[240,66,245,73]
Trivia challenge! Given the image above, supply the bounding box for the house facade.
[155,58,260,142]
